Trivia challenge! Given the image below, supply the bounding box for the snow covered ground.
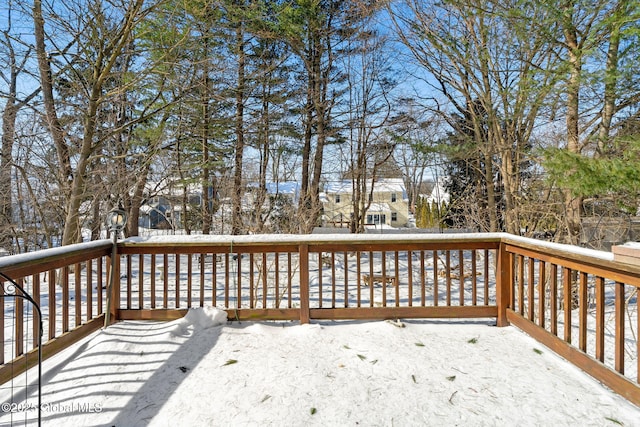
[0,307,638,426]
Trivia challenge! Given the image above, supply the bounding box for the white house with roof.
[424,178,450,205]
[321,178,410,228]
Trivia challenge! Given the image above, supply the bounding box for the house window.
[366,214,386,225]
[335,194,341,203]
[392,212,397,222]
[391,193,397,203]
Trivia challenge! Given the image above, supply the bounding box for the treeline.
[1,0,639,253]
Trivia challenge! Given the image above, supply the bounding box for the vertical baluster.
[563,267,572,344]
[318,253,323,309]
[126,256,132,310]
[595,276,605,362]
[274,253,280,308]
[62,266,69,333]
[261,253,267,309]
[139,254,144,309]
[237,253,242,310]
[471,250,477,306]
[458,250,464,306]
[356,251,362,308]
[299,244,310,324]
[369,251,374,308]
[420,251,426,307]
[381,252,387,307]
[579,272,588,352]
[484,249,489,306]
[163,254,169,309]
[407,250,413,307]
[176,254,181,308]
[48,269,56,339]
[550,264,558,336]
[97,259,103,315]
[331,252,336,308]
[249,253,255,309]
[225,253,230,308]
[33,273,41,348]
[187,254,192,308]
[288,253,293,309]
[86,260,92,321]
[75,263,82,326]
[538,261,546,328]
[394,251,400,307]
[518,255,525,315]
[150,254,156,309]
[528,258,535,321]
[433,250,439,307]
[212,254,217,307]
[614,281,624,375]
[343,252,349,308]
[15,279,24,357]
[445,251,451,306]
[199,254,205,308]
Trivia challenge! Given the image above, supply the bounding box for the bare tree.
[388,0,560,233]
[339,23,397,233]
[1,4,40,252]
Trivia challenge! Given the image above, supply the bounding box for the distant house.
[321,178,410,228]
[138,179,208,230]
[233,181,302,232]
[264,182,301,205]
[424,179,450,205]
[138,196,184,230]
[245,181,301,210]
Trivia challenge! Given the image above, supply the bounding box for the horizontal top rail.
[0,240,113,278]
[501,235,640,288]
[119,233,505,251]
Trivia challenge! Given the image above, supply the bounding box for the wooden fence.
[0,233,637,406]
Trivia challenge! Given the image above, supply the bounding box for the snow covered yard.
[0,307,638,426]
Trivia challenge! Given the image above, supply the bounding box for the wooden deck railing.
[0,240,113,383]
[116,234,503,323]
[0,233,637,406]
[500,235,640,406]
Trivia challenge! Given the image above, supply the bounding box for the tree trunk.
[563,14,583,245]
[32,0,73,194]
[232,17,245,235]
[0,104,17,251]
[596,5,622,156]
[127,162,150,237]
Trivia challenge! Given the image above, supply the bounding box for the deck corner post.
[105,240,121,327]
[496,241,512,327]
[299,243,310,324]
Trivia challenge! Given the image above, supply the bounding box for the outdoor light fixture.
[105,206,127,237]
[105,206,127,328]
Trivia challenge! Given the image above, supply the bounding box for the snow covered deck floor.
[1,309,638,426]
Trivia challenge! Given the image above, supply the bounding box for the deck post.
[299,244,310,324]
[496,241,511,327]
[105,239,121,327]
